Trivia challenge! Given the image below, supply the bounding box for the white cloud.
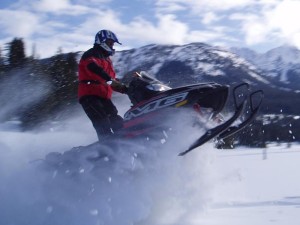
[1,0,300,58]
[75,10,189,47]
[266,0,300,37]
[34,0,71,12]
[73,0,112,4]
[154,0,300,49]
[230,0,300,48]
[128,14,189,45]
[74,9,124,43]
[0,10,40,38]
[155,1,187,13]
[293,33,300,48]
[230,13,266,45]
[202,12,221,25]
[0,1,107,57]
[187,27,235,45]
[13,0,90,15]
[191,0,254,11]
[155,0,255,13]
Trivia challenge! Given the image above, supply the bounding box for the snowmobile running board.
[178,84,264,156]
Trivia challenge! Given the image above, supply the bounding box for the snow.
[232,45,300,83]
[201,146,300,225]
[1,113,300,225]
[196,62,225,76]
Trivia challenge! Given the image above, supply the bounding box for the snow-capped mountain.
[112,43,270,88]
[111,43,300,115]
[231,45,300,89]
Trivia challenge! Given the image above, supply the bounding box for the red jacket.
[78,46,116,100]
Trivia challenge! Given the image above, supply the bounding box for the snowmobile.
[118,71,263,155]
[42,71,263,172]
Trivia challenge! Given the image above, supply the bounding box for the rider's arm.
[87,61,127,93]
[87,62,112,81]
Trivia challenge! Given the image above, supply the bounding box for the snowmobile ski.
[178,84,264,156]
[217,89,264,140]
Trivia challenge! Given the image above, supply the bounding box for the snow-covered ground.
[195,145,300,225]
[0,118,299,225]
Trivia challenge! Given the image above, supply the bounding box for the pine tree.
[8,38,26,67]
[0,46,4,70]
[19,50,79,129]
[0,46,5,81]
[49,51,78,105]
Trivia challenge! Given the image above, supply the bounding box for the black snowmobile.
[43,71,263,171]
[117,71,263,155]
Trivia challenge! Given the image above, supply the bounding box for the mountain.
[231,45,300,91]
[112,43,300,114]
[113,43,269,87]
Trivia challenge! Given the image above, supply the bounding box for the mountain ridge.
[231,44,300,88]
[110,42,300,114]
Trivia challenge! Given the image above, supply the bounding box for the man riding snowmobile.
[42,69,263,174]
[78,30,127,141]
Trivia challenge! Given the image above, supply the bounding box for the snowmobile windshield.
[138,71,171,91]
[127,71,172,105]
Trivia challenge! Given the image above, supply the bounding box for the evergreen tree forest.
[0,38,79,130]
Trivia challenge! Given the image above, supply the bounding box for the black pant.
[79,96,123,141]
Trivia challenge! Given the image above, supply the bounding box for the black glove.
[110,79,128,93]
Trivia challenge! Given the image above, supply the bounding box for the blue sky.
[0,0,300,58]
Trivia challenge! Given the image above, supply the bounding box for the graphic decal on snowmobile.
[124,91,189,120]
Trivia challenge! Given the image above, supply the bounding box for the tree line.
[0,38,78,130]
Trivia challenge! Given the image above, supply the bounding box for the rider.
[78,30,127,141]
